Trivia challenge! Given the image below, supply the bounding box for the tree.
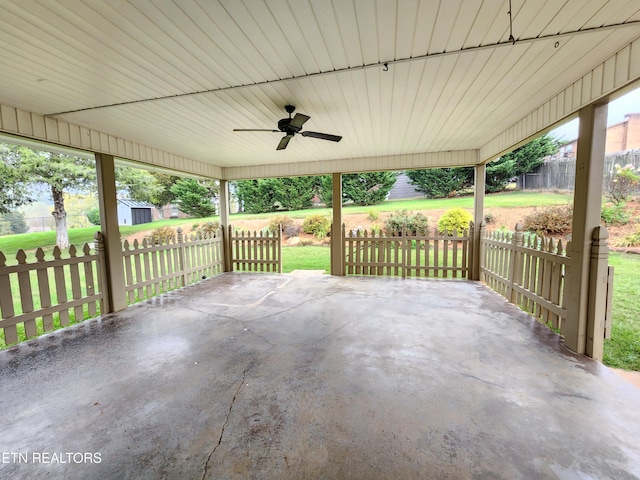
[170,179,218,217]
[485,134,559,192]
[115,166,163,204]
[19,148,96,248]
[405,167,474,198]
[272,176,322,211]
[149,173,180,217]
[0,144,33,214]
[343,172,397,205]
[0,211,28,235]
[320,172,398,206]
[235,179,280,214]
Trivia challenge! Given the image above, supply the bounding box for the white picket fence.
[480,223,570,330]
[343,223,473,279]
[122,227,224,303]
[228,225,282,273]
[0,239,104,348]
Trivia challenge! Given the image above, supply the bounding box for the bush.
[384,210,429,235]
[437,208,472,235]
[620,228,640,247]
[367,210,380,221]
[86,208,101,226]
[194,221,220,237]
[523,205,573,235]
[268,215,295,236]
[604,164,640,205]
[146,226,175,244]
[483,212,495,224]
[601,204,630,226]
[302,214,331,239]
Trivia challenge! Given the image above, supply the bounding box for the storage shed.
[117,199,153,226]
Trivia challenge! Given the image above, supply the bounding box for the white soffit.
[0,0,639,179]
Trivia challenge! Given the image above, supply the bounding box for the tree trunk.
[156,206,165,219]
[51,186,69,249]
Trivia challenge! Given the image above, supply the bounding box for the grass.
[603,252,640,371]
[228,190,573,221]
[282,246,330,273]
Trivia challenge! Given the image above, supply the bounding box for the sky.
[550,87,640,141]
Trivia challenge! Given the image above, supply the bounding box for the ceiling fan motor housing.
[278,117,299,134]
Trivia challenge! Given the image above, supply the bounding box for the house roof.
[0,1,639,180]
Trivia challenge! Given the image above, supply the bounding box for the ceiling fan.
[233,105,342,150]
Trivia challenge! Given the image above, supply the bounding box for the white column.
[330,173,344,276]
[564,102,608,355]
[95,153,127,312]
[218,179,232,272]
[472,164,486,281]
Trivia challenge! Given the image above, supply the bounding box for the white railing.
[343,223,473,279]
[0,240,104,348]
[228,225,282,273]
[122,227,223,303]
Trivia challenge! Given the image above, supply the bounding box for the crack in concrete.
[201,366,249,480]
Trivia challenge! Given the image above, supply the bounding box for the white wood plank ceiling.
[0,0,639,179]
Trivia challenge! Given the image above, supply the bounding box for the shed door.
[131,208,152,225]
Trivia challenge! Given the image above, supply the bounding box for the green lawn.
[603,252,640,371]
[282,246,330,273]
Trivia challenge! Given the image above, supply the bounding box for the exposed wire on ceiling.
[47,20,640,117]
[508,0,516,45]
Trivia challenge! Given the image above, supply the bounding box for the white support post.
[564,102,608,356]
[472,164,486,281]
[330,173,344,276]
[219,179,232,272]
[95,153,127,312]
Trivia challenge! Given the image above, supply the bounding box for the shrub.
[283,223,301,238]
[146,226,175,244]
[483,212,495,224]
[194,221,220,237]
[437,208,472,235]
[620,228,640,247]
[604,164,640,205]
[367,210,380,221]
[523,205,573,235]
[268,215,295,235]
[601,204,630,226]
[302,214,331,238]
[86,208,101,226]
[384,210,429,235]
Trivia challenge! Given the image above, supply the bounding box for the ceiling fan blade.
[301,131,342,142]
[233,129,280,132]
[276,135,293,150]
[289,113,310,129]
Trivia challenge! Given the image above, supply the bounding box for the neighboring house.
[117,199,154,226]
[559,112,640,158]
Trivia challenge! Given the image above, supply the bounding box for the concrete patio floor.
[1,272,639,479]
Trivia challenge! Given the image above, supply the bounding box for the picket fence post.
[478,221,487,282]
[508,223,524,303]
[94,231,111,314]
[177,227,187,287]
[586,226,610,361]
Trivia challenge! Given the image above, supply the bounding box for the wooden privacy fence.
[122,227,223,304]
[0,238,104,348]
[228,225,282,273]
[343,223,472,279]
